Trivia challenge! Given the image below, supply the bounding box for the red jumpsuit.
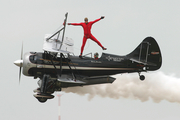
[70,18,104,55]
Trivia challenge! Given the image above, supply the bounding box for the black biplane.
[14,13,162,103]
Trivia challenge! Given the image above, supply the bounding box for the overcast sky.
[1,0,180,120]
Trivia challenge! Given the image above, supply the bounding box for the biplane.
[14,13,162,103]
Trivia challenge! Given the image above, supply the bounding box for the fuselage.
[21,52,143,78]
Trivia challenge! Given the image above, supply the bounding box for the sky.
[1,0,180,120]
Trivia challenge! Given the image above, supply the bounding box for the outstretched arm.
[91,16,105,24]
[68,23,82,26]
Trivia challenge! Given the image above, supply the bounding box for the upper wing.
[43,34,74,54]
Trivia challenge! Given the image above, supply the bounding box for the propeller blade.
[19,66,22,83]
[19,42,23,84]
[21,42,23,60]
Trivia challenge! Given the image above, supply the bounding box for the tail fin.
[127,37,162,71]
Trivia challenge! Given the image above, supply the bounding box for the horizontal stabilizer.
[130,58,156,66]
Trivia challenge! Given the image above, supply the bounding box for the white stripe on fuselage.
[41,65,137,71]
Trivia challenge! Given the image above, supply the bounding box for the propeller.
[19,43,23,83]
[14,42,23,83]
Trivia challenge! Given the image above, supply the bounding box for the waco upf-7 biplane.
[14,13,162,103]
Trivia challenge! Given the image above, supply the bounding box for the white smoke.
[62,71,180,103]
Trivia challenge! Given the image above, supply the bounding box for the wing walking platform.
[43,34,74,54]
[42,12,74,54]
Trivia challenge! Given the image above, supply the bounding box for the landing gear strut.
[33,74,54,103]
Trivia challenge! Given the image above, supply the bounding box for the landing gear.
[138,72,145,81]
[33,74,55,103]
[34,93,54,103]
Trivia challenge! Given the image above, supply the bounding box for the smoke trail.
[62,71,180,103]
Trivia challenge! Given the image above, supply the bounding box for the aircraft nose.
[14,60,23,67]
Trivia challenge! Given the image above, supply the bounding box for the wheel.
[33,93,54,103]
[34,93,54,99]
[37,97,47,103]
[140,75,145,81]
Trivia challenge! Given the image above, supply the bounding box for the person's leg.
[80,36,88,56]
[90,35,106,50]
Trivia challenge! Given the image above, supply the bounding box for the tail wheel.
[140,75,145,81]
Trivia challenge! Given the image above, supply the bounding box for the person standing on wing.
[68,16,107,58]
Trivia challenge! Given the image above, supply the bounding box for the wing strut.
[61,54,76,80]
[45,12,68,45]
[43,12,76,80]
[49,53,60,76]
[59,13,68,50]
[59,53,63,77]
[47,52,76,80]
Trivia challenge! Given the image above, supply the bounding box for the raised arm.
[91,16,105,24]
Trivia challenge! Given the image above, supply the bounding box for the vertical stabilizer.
[127,37,162,71]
